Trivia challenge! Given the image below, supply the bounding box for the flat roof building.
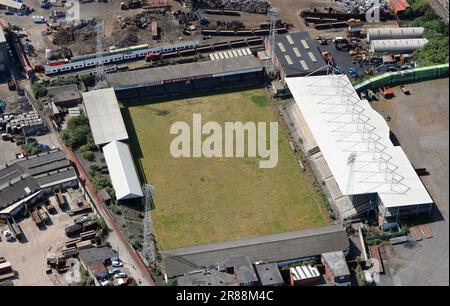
[177,270,239,286]
[102,141,143,200]
[224,256,258,286]
[266,32,327,81]
[47,84,82,108]
[321,251,351,286]
[82,88,129,146]
[255,263,284,286]
[161,224,349,278]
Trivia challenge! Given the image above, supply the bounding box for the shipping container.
[0,262,13,275]
[65,224,82,237]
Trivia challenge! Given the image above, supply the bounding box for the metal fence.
[354,63,449,92]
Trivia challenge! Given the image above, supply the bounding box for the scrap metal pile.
[342,0,390,14]
[195,0,270,14]
[112,11,162,47]
[53,20,97,45]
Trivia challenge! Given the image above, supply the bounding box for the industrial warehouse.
[0,149,78,218]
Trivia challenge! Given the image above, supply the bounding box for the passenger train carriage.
[44,41,200,75]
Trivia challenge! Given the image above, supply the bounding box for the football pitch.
[122,89,327,250]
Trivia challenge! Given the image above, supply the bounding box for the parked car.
[74,214,91,224]
[108,268,121,275]
[112,261,123,267]
[111,256,121,262]
[32,15,46,23]
[100,280,112,286]
[113,272,127,279]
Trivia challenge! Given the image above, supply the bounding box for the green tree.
[91,173,112,191]
[32,84,47,99]
[82,150,95,161]
[60,115,94,149]
[22,143,41,155]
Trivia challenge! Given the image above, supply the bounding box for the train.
[43,41,200,75]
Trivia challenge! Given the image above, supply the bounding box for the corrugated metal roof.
[290,265,320,280]
[82,88,129,146]
[367,27,424,42]
[161,225,349,277]
[107,55,263,90]
[387,0,410,14]
[370,38,428,52]
[103,141,143,200]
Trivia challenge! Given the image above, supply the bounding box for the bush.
[50,76,78,87]
[406,0,449,65]
[89,164,100,175]
[353,263,367,286]
[92,174,111,191]
[61,115,93,149]
[32,84,47,99]
[22,143,41,155]
[82,150,95,161]
[413,37,449,66]
[111,204,122,215]
[130,238,140,250]
[80,74,95,86]
[80,264,95,286]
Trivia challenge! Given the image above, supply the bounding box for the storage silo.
[367,27,424,42]
[370,38,428,53]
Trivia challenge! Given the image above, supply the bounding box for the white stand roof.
[82,88,129,146]
[103,141,143,200]
[286,74,432,208]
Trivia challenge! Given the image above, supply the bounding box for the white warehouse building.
[370,38,428,53]
[103,141,143,200]
[285,73,433,222]
[366,27,425,42]
[82,88,142,201]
